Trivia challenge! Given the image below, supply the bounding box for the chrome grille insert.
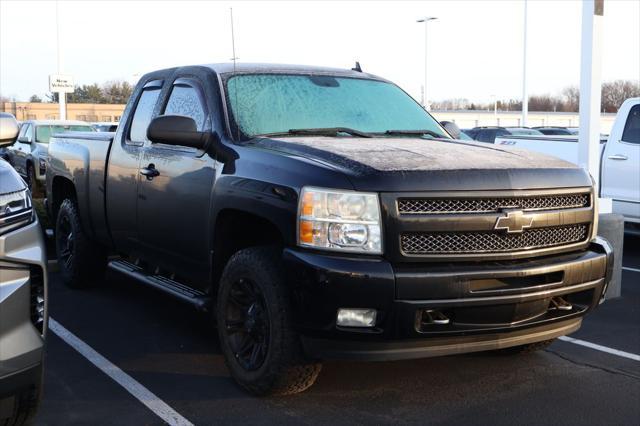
[401,225,589,255]
[398,194,589,215]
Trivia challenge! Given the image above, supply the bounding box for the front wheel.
[55,198,107,288]
[216,246,322,396]
[0,384,41,426]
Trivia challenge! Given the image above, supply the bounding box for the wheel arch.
[211,208,288,290]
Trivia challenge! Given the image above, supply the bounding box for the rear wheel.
[26,164,43,199]
[495,338,556,355]
[55,198,107,288]
[216,246,322,396]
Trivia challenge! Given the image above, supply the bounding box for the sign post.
[49,74,74,120]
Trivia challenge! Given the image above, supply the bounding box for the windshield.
[36,125,94,143]
[225,74,448,138]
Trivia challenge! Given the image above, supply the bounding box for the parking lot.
[33,235,639,426]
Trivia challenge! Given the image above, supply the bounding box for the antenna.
[352,61,362,72]
[230,8,240,140]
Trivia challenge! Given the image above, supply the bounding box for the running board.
[108,259,211,312]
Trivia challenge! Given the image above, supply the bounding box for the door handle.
[140,164,160,180]
[607,154,628,161]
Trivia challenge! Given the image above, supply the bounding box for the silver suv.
[0,112,47,425]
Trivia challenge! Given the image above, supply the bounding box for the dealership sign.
[49,74,75,93]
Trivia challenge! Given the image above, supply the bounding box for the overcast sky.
[1,0,639,103]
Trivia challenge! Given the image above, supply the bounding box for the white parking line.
[558,336,640,362]
[48,318,194,426]
[622,266,640,273]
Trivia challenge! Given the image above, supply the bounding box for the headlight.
[0,189,33,235]
[298,187,382,254]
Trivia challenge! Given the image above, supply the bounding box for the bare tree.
[601,80,640,113]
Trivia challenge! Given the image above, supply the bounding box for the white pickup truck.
[495,98,640,224]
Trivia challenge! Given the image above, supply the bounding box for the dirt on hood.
[254,136,577,174]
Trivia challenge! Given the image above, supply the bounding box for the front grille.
[398,193,589,215]
[401,225,589,255]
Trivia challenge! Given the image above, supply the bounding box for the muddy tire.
[216,246,322,396]
[55,198,107,288]
[26,164,43,199]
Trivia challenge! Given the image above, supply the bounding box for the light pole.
[417,16,437,110]
[521,0,528,127]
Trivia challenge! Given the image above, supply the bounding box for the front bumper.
[0,218,48,394]
[284,239,612,361]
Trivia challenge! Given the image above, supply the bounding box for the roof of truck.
[206,62,381,78]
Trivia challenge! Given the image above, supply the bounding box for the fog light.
[337,308,377,327]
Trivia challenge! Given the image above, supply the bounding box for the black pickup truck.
[46,63,612,395]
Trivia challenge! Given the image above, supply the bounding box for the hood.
[253,136,592,192]
[0,159,27,194]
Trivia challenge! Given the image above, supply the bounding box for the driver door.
[136,78,216,289]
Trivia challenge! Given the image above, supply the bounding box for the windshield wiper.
[381,129,448,139]
[259,127,373,138]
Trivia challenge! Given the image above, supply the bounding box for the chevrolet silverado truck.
[46,63,613,395]
[0,113,48,425]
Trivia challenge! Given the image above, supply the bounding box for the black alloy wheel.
[224,278,270,371]
[56,213,74,272]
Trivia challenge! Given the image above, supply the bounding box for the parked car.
[532,126,577,136]
[46,63,612,396]
[0,112,48,425]
[469,126,545,143]
[495,98,640,223]
[91,122,118,132]
[4,120,94,196]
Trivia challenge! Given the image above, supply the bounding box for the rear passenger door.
[106,80,163,255]
[136,78,216,288]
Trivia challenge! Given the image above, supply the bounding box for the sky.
[1,0,639,104]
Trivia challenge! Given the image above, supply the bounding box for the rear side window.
[129,88,161,143]
[621,104,640,144]
[163,85,206,131]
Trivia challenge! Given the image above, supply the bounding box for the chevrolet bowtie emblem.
[494,209,534,233]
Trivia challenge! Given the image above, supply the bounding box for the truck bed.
[494,135,607,165]
[47,131,114,242]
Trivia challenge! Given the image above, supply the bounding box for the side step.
[108,259,211,312]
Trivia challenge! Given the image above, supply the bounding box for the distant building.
[1,102,126,122]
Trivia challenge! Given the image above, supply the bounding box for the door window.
[621,105,640,144]
[163,84,206,130]
[129,88,161,143]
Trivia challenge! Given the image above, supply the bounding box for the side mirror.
[440,121,461,139]
[0,113,20,147]
[17,136,29,143]
[147,115,209,149]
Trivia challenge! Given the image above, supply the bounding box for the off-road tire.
[216,246,322,396]
[496,338,556,355]
[0,384,40,426]
[55,198,107,288]
[26,164,43,199]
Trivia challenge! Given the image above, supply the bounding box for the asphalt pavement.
[34,236,640,425]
